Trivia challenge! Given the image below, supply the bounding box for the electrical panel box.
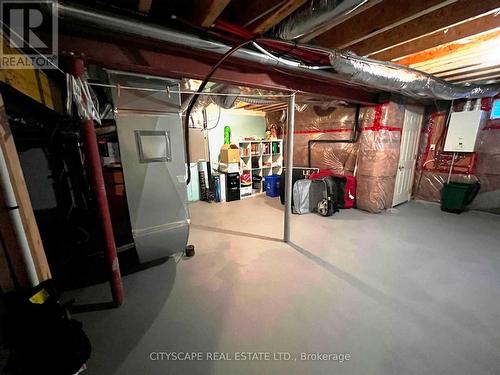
[444,110,487,152]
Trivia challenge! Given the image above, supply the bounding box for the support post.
[284,94,295,242]
[70,58,124,306]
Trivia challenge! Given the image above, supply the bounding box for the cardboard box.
[220,144,240,163]
[219,162,239,173]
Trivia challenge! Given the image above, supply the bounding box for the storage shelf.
[237,138,283,199]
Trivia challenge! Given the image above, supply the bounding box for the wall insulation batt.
[266,100,406,213]
[414,98,500,214]
[266,105,358,175]
[356,101,405,213]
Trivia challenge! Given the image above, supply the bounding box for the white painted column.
[284,94,295,242]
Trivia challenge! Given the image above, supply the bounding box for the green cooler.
[441,181,480,214]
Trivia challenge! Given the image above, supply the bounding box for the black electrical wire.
[184,38,255,185]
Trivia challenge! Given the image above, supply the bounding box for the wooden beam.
[373,14,500,61]
[257,103,285,111]
[0,38,63,113]
[444,66,500,82]
[434,62,496,78]
[0,93,51,284]
[59,34,379,105]
[395,28,500,66]
[454,74,500,84]
[314,0,456,49]
[347,0,500,57]
[188,0,232,28]
[250,0,309,34]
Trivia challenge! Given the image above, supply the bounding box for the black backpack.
[3,280,91,375]
[310,176,339,216]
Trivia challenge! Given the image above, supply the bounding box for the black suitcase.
[309,176,339,216]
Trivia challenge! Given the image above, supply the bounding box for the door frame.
[392,105,424,207]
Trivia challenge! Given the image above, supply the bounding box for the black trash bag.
[3,280,91,375]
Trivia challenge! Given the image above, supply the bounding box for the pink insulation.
[413,171,477,203]
[355,102,405,213]
[414,98,500,213]
[266,105,358,175]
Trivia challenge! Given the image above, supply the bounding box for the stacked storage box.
[355,102,404,213]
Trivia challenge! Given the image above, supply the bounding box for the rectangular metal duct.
[108,71,189,262]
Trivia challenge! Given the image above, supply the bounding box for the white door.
[392,106,424,207]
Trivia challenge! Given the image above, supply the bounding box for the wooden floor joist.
[0,92,51,287]
[347,0,500,57]
[374,15,500,61]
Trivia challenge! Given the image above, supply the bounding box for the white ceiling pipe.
[0,147,39,287]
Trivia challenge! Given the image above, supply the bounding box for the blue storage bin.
[265,174,281,197]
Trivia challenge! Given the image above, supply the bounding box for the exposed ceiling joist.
[313,0,456,49]
[255,104,278,111]
[395,28,500,66]
[437,64,500,79]
[138,0,153,14]
[189,0,232,28]
[249,0,309,34]
[373,14,500,61]
[444,66,500,82]
[347,0,500,57]
[455,74,500,84]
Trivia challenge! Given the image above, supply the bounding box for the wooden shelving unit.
[238,139,283,198]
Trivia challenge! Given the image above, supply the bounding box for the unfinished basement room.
[1,0,500,374]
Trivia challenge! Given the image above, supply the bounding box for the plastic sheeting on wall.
[413,171,477,203]
[414,98,500,213]
[266,105,358,175]
[416,111,475,174]
[355,101,405,213]
[472,110,500,213]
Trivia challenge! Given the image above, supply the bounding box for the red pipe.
[212,20,331,65]
[71,57,124,307]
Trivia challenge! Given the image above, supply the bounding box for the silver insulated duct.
[274,0,377,42]
[329,51,500,100]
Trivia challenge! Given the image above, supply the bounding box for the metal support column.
[71,58,124,307]
[284,94,295,242]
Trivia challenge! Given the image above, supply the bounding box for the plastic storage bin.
[441,181,480,214]
[265,174,281,197]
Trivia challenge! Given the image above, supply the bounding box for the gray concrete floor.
[68,196,500,375]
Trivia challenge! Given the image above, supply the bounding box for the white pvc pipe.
[0,149,39,286]
[284,94,296,242]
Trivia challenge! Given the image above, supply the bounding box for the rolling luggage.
[292,179,312,214]
[309,176,339,216]
[280,168,318,205]
[309,170,356,209]
[333,175,356,209]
